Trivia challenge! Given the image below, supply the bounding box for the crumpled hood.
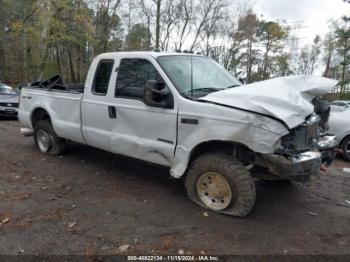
[201,75,338,129]
[0,94,19,104]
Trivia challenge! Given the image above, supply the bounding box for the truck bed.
[28,75,84,93]
[19,75,85,144]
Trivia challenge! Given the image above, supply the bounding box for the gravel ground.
[0,119,349,256]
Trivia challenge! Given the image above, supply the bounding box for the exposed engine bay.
[238,96,337,182]
[275,97,336,167]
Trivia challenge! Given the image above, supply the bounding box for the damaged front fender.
[170,102,290,178]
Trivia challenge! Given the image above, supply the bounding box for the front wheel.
[185,152,256,217]
[34,119,66,155]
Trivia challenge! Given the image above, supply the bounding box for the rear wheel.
[34,119,66,155]
[340,136,350,162]
[185,152,256,217]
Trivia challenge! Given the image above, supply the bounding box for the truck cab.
[18,52,338,217]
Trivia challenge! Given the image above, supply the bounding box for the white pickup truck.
[18,52,338,217]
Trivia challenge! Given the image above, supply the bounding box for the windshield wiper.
[191,87,224,92]
[225,84,240,89]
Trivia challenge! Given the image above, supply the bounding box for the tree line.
[0,0,349,98]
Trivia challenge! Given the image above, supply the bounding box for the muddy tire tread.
[185,152,256,217]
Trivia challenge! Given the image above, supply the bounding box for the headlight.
[305,113,320,125]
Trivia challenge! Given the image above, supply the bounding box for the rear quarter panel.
[19,88,85,144]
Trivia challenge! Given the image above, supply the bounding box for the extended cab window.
[115,58,164,99]
[92,60,114,95]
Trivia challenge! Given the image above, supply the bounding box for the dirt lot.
[0,119,349,256]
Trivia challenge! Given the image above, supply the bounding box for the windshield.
[0,85,17,95]
[157,56,241,98]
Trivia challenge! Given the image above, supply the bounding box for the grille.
[0,102,19,108]
[281,122,319,152]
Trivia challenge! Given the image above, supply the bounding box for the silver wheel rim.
[196,172,233,211]
[37,129,52,152]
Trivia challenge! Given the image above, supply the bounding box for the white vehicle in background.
[329,108,350,162]
[330,100,350,112]
[18,52,338,217]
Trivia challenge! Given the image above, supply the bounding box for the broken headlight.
[277,114,320,154]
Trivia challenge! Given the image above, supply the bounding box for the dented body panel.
[201,75,338,129]
[18,52,338,180]
[171,98,289,177]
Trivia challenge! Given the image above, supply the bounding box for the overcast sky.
[254,0,350,46]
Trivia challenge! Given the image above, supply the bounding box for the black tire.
[34,119,66,155]
[340,136,350,162]
[185,152,256,217]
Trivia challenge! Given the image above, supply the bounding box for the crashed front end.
[260,104,337,181]
[187,75,339,181]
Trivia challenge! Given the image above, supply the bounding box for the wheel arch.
[338,131,350,148]
[189,140,234,162]
[31,107,51,128]
[170,139,256,178]
[339,132,350,148]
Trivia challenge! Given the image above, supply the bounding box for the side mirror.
[143,80,174,109]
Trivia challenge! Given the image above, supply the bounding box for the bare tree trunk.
[155,0,161,50]
[77,45,81,83]
[0,0,5,81]
[68,47,76,83]
[147,19,152,50]
[22,4,28,81]
[247,35,253,83]
[39,44,51,80]
[262,36,271,79]
[55,45,62,76]
[341,41,348,94]
[206,33,210,56]
[323,53,332,77]
[177,17,189,50]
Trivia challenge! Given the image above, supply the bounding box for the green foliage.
[125,24,152,51]
[1,0,123,84]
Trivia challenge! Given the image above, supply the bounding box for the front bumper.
[263,151,321,181]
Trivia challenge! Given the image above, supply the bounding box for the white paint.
[18,52,337,178]
[201,75,338,129]
[329,108,350,146]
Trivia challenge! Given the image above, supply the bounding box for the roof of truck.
[95,51,205,59]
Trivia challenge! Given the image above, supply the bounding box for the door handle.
[108,106,117,118]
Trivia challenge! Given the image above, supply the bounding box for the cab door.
[82,59,116,151]
[108,58,178,167]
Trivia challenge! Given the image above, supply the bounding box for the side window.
[92,60,114,95]
[115,58,164,99]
